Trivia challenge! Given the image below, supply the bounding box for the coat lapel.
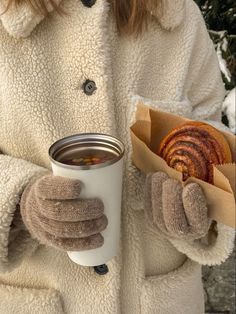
[151,0,186,31]
[0,0,62,38]
[0,0,186,38]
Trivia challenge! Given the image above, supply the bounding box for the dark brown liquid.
[61,149,116,166]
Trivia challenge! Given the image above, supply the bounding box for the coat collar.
[151,0,186,31]
[0,0,62,38]
[0,0,186,38]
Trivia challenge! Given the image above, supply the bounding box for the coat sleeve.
[0,153,47,273]
[168,1,235,266]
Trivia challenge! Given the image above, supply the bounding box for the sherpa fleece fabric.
[0,0,235,313]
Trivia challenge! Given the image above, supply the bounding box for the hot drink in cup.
[49,134,125,266]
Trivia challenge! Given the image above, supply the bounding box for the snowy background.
[195,0,235,134]
[195,1,235,313]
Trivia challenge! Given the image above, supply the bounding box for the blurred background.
[195,2,235,313]
[195,0,235,134]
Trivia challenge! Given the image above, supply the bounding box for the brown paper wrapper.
[130,102,236,228]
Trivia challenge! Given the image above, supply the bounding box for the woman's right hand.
[20,174,108,251]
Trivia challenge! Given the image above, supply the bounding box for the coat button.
[94,264,109,275]
[81,0,96,8]
[83,80,97,96]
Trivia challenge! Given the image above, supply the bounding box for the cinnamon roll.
[158,121,232,183]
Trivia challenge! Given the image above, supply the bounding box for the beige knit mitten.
[20,174,108,251]
[145,172,210,240]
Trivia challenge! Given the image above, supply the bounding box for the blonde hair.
[4,0,161,34]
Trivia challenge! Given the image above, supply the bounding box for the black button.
[83,80,97,96]
[81,0,96,8]
[94,264,109,275]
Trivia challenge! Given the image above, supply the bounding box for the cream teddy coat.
[0,0,235,313]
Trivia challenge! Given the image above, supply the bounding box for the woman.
[0,0,234,313]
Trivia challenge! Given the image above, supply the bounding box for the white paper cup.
[49,133,125,266]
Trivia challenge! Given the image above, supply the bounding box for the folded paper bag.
[130,102,236,228]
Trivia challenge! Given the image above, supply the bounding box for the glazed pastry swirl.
[158,122,232,183]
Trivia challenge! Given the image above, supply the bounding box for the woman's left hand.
[145,172,210,240]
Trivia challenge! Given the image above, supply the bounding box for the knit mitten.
[20,174,108,251]
[145,172,209,240]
